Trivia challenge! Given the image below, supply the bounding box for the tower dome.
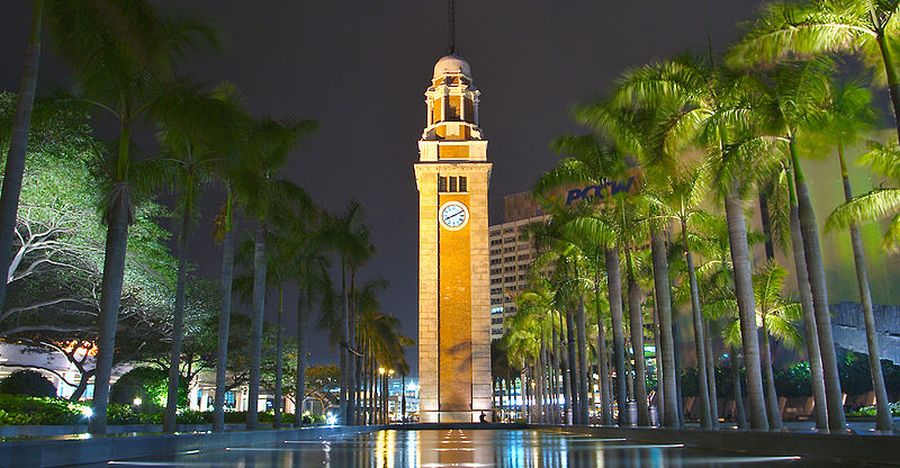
[433,54,472,78]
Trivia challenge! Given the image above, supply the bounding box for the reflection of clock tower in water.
[414,51,492,423]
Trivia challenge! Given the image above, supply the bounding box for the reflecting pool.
[87,428,851,467]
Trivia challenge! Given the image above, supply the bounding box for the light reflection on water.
[93,428,832,467]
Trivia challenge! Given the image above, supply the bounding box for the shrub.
[110,367,186,409]
[0,394,86,425]
[847,402,900,418]
[106,404,162,425]
[0,370,57,397]
[775,362,812,398]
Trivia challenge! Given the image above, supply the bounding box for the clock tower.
[414,52,492,423]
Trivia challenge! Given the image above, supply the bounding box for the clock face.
[439,201,469,230]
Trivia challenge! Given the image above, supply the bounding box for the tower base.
[420,410,493,423]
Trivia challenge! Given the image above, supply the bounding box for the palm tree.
[722,262,803,430]
[743,59,847,430]
[46,1,218,434]
[828,143,900,249]
[614,55,770,429]
[0,0,45,312]
[325,200,374,425]
[150,82,246,433]
[727,0,900,143]
[233,117,316,429]
[574,99,690,429]
[815,81,894,432]
[535,135,632,426]
[648,170,716,429]
[209,85,253,433]
[828,143,899,431]
[273,212,333,427]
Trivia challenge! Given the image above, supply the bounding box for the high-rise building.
[414,52,492,423]
[488,192,549,340]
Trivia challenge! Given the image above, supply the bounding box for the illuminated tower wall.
[415,54,492,423]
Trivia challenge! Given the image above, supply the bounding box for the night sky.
[0,1,766,374]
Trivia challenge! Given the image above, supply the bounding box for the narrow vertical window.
[438,176,448,192]
[459,176,467,192]
[449,176,458,192]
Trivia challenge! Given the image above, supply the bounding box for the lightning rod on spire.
[448,0,456,54]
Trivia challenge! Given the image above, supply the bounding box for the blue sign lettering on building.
[565,177,635,205]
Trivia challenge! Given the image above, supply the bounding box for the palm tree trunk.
[605,248,628,426]
[214,198,235,433]
[626,247,650,426]
[537,335,546,424]
[294,289,308,427]
[682,218,712,429]
[876,32,900,144]
[730,348,748,429]
[274,287,284,428]
[521,370,530,422]
[560,330,573,425]
[723,186,769,430]
[564,306,580,424]
[594,271,613,426]
[550,315,562,423]
[789,143,846,431]
[650,228,679,428]
[247,222,268,430]
[575,294,590,425]
[837,145,892,432]
[369,352,376,425]
[760,321,783,429]
[704,321,720,428]
[758,192,776,261]
[401,373,407,422]
[652,306,664,426]
[164,207,192,433]
[347,270,357,425]
[0,0,43,311]
[787,171,829,430]
[339,260,349,424]
[89,173,133,434]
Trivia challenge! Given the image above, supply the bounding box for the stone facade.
[415,55,492,423]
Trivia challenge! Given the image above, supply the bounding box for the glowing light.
[133,397,142,406]
[325,412,338,425]
[81,406,93,418]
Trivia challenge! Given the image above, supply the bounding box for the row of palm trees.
[0,1,412,433]
[501,0,898,433]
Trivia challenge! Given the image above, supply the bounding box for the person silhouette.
[479,411,487,423]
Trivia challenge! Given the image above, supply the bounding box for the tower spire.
[448,0,456,54]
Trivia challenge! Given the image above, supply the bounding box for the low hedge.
[0,393,318,426]
[846,401,900,418]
